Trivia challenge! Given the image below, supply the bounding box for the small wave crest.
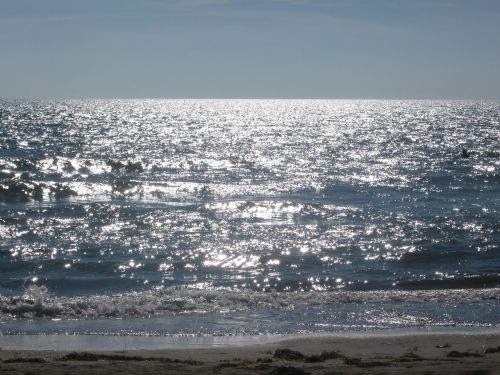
[1,285,499,320]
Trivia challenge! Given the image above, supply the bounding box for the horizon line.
[1,97,499,101]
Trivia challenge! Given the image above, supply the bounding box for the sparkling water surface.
[0,99,499,334]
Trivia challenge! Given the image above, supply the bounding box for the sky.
[0,0,499,99]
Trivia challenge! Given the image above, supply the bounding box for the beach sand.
[1,331,500,374]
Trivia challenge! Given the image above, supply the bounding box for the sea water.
[0,99,499,335]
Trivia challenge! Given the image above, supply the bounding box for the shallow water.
[0,99,499,334]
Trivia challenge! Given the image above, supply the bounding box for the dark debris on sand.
[268,366,310,375]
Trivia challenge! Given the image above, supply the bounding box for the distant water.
[0,99,499,335]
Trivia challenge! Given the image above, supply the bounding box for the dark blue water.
[0,99,499,334]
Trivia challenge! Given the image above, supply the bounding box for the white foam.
[1,285,499,320]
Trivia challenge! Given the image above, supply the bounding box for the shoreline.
[1,328,500,374]
[1,326,500,351]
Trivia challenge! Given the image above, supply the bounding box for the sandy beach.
[1,330,500,374]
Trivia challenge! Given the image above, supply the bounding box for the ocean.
[0,99,499,336]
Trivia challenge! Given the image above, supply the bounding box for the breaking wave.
[1,285,499,320]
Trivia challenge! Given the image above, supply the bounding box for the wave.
[398,250,500,266]
[0,179,77,202]
[1,285,499,321]
[396,274,500,289]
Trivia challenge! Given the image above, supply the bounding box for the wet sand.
[1,331,500,374]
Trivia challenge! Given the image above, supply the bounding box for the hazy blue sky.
[1,0,499,99]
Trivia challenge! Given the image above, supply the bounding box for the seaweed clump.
[107,160,144,173]
[447,351,484,358]
[58,352,202,365]
[273,349,342,363]
[269,366,309,375]
[0,180,44,202]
